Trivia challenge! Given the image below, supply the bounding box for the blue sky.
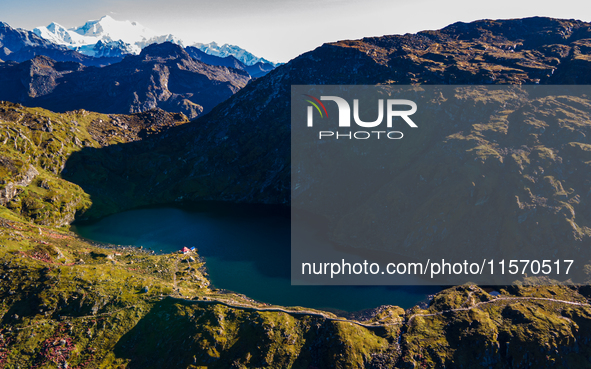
[3,0,590,63]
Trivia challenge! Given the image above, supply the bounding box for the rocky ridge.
[0,42,250,119]
[0,21,121,67]
[185,46,276,78]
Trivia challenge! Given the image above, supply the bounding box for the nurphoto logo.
[303,94,418,140]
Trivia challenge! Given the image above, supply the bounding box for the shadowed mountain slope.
[64,17,591,205]
[61,17,591,269]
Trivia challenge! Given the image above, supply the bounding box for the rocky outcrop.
[15,164,39,187]
[0,165,39,206]
[0,182,17,206]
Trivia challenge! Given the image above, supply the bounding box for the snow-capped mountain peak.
[31,15,276,67]
[34,22,72,44]
[73,17,108,37]
[33,15,184,57]
[192,42,276,66]
[70,15,155,43]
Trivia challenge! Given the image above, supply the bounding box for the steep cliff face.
[0,42,250,119]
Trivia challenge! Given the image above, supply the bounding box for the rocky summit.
[0,42,250,119]
[1,16,591,368]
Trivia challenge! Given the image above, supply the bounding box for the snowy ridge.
[33,15,183,56]
[192,41,276,66]
[32,15,276,66]
[0,21,55,48]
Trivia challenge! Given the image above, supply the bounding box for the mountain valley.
[0,15,591,368]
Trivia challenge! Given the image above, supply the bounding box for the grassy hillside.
[0,101,188,226]
[2,210,591,368]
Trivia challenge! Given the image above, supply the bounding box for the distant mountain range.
[33,15,183,57]
[0,18,277,117]
[1,18,276,81]
[0,21,118,67]
[0,42,250,119]
[31,15,277,66]
[192,41,277,66]
[184,46,275,78]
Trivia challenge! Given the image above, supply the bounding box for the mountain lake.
[71,203,438,313]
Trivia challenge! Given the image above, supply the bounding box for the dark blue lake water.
[71,204,437,312]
